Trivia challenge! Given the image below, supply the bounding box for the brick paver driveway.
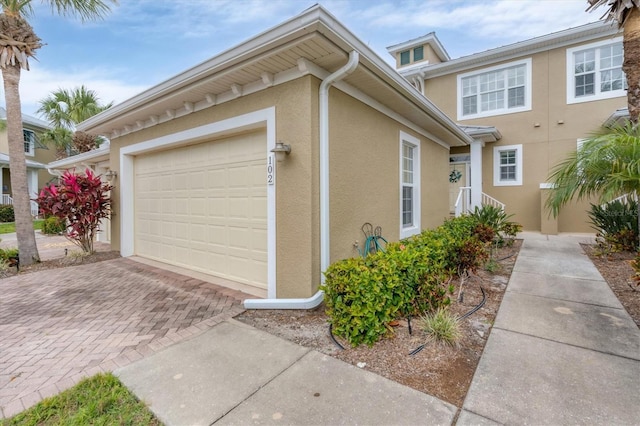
[0,258,248,418]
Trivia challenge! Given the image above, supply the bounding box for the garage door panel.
[134,131,267,289]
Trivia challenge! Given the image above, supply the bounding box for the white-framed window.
[400,50,410,66]
[23,129,35,156]
[493,144,523,186]
[399,131,421,239]
[413,46,424,62]
[566,37,626,104]
[457,58,532,120]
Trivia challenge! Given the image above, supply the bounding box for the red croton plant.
[36,168,112,254]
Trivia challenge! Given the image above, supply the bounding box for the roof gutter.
[244,50,360,310]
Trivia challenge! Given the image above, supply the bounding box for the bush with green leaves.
[588,200,638,252]
[0,247,19,262]
[322,216,489,347]
[470,205,521,245]
[0,204,15,223]
[41,216,66,235]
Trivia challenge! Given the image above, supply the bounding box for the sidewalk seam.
[209,349,313,425]
[457,408,503,425]
[492,327,640,362]
[504,290,627,310]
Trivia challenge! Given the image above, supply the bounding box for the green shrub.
[0,204,15,223]
[589,200,638,252]
[470,205,522,246]
[41,216,66,235]
[322,216,490,347]
[418,307,462,347]
[0,247,18,261]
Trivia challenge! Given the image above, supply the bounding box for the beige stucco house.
[0,107,55,215]
[390,21,628,233]
[69,5,472,306]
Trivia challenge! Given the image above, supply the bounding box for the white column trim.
[470,140,484,210]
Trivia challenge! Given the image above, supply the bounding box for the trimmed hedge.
[41,216,66,235]
[0,204,15,223]
[322,216,490,347]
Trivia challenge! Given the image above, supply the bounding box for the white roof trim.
[0,107,51,130]
[47,142,110,169]
[401,20,620,79]
[77,5,472,147]
[0,152,46,169]
[386,32,450,62]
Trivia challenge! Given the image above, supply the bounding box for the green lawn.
[0,373,160,426]
[0,220,43,234]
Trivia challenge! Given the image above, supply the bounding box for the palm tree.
[546,123,640,235]
[38,85,112,158]
[587,0,640,123]
[0,0,116,266]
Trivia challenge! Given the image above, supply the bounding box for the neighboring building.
[75,5,472,304]
[0,107,56,213]
[390,21,627,233]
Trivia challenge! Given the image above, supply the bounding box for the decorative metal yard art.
[357,222,387,257]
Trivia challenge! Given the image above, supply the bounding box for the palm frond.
[546,122,640,217]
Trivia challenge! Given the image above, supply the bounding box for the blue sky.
[8,0,607,119]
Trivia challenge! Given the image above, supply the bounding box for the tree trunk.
[623,6,640,124]
[2,65,40,265]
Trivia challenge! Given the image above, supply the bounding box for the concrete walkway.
[3,232,640,424]
[459,233,640,425]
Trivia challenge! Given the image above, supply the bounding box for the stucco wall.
[423,35,627,233]
[111,77,317,299]
[328,87,450,263]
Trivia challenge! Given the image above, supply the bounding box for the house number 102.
[267,154,275,185]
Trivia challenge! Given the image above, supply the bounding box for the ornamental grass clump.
[36,169,112,254]
[418,307,462,347]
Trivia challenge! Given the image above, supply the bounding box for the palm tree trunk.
[2,64,40,265]
[623,6,640,124]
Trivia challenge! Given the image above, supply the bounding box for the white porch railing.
[454,187,471,217]
[1,194,39,217]
[601,192,638,207]
[482,192,506,211]
[454,187,505,217]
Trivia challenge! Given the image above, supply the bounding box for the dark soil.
[0,250,121,278]
[582,244,640,327]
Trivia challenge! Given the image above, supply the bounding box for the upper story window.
[23,129,35,156]
[399,46,425,66]
[413,46,424,62]
[567,37,626,104]
[457,58,532,120]
[400,50,410,65]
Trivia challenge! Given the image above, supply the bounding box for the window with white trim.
[400,50,410,66]
[400,131,420,238]
[457,58,532,120]
[493,144,523,186]
[567,37,626,104]
[23,129,35,156]
[413,46,424,62]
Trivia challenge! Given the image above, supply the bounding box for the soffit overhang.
[78,5,471,148]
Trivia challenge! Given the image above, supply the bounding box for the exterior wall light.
[271,141,291,162]
[105,170,118,180]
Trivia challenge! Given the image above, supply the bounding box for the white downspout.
[244,51,360,310]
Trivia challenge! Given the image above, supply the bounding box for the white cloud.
[0,67,149,118]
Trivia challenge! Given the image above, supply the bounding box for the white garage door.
[134,130,267,290]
